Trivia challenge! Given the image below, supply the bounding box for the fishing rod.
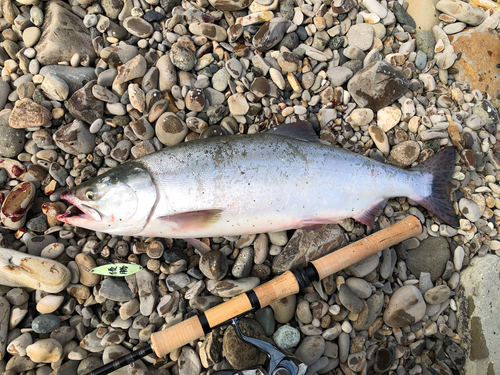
[89,215,423,375]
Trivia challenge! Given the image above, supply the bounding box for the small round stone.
[273,325,300,349]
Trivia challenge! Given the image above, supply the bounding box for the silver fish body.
[57,124,457,237]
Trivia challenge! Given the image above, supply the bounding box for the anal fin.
[354,199,387,228]
[184,238,211,254]
[159,209,223,231]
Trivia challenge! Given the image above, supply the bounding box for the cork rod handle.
[311,215,422,279]
[150,215,422,358]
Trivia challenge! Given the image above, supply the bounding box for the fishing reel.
[212,315,308,375]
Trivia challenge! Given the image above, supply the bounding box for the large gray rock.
[457,254,500,373]
[35,1,96,65]
[347,61,409,111]
[405,236,450,281]
[39,66,96,96]
[272,225,346,274]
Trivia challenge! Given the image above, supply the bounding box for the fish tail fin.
[410,146,459,227]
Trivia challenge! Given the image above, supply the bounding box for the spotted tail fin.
[410,146,459,227]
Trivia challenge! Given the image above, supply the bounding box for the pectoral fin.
[354,199,387,228]
[297,216,338,230]
[159,209,223,231]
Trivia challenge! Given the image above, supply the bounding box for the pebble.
[273,325,300,349]
[459,198,481,222]
[26,339,63,363]
[123,16,153,37]
[53,120,96,155]
[253,18,290,52]
[295,335,325,366]
[270,294,295,323]
[228,94,249,115]
[424,285,451,305]
[377,107,401,132]
[32,314,60,334]
[0,114,25,158]
[156,113,189,146]
[383,285,426,327]
[338,284,364,314]
[100,278,135,301]
[347,23,374,51]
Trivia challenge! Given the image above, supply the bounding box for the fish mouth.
[56,192,102,222]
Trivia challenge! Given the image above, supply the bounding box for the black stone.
[296,26,308,41]
[163,249,188,263]
[279,32,300,50]
[144,10,165,22]
[329,36,344,50]
[392,1,417,29]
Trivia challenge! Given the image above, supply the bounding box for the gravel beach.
[0,0,499,373]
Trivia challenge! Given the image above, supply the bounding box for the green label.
[90,263,143,276]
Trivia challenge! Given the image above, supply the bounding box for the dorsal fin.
[268,121,321,143]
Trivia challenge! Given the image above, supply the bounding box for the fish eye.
[86,190,94,200]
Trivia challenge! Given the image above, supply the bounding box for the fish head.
[56,162,157,234]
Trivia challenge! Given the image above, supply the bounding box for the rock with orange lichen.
[451,28,500,99]
[0,248,71,293]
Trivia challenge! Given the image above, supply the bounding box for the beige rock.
[368,125,390,156]
[249,0,278,12]
[236,11,274,26]
[66,284,90,300]
[40,243,65,259]
[349,108,374,126]
[8,99,52,129]
[157,55,177,93]
[26,339,63,363]
[7,332,32,357]
[189,23,227,42]
[114,55,147,85]
[75,253,100,287]
[0,297,9,360]
[0,248,71,293]
[377,107,401,132]
[40,73,69,101]
[208,0,252,11]
[128,84,146,113]
[406,0,440,30]
[228,94,249,115]
[36,295,64,314]
[9,304,27,331]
